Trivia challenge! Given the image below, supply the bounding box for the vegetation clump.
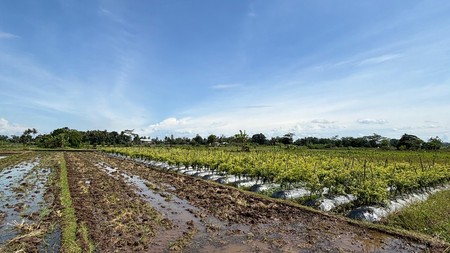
[384,190,450,243]
[58,154,82,252]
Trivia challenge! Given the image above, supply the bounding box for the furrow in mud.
[96,161,205,251]
[64,152,169,252]
[93,152,446,253]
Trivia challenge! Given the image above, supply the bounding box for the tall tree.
[192,134,204,145]
[280,133,294,145]
[397,134,424,150]
[207,134,218,145]
[251,133,267,145]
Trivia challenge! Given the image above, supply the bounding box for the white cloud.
[311,119,335,124]
[241,105,272,109]
[290,121,345,135]
[0,118,28,136]
[98,7,126,24]
[358,54,401,66]
[247,3,256,17]
[211,83,242,89]
[420,124,440,129]
[357,119,388,125]
[0,32,18,39]
[0,42,148,134]
[140,113,348,139]
[141,117,192,134]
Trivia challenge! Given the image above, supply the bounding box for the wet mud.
[64,152,168,252]
[0,160,41,243]
[0,151,447,252]
[0,153,59,252]
[90,152,447,253]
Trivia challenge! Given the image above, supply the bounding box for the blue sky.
[1,1,449,141]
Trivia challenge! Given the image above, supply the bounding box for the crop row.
[103,147,450,206]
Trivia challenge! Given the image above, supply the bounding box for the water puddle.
[96,162,217,250]
[100,154,436,252]
[95,160,301,252]
[39,226,61,253]
[0,160,50,245]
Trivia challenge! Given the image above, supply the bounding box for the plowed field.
[1,151,448,252]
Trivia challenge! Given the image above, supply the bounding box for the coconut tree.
[234,130,249,151]
[19,128,38,146]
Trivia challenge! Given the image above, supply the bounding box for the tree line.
[0,127,140,148]
[0,127,446,150]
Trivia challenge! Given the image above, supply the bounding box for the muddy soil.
[79,152,446,253]
[0,152,60,252]
[64,152,170,252]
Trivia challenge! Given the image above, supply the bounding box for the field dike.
[95,152,447,252]
[59,153,82,252]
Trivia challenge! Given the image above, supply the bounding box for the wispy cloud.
[357,119,388,125]
[357,54,401,66]
[247,3,256,17]
[1,1,449,142]
[240,105,272,109]
[0,48,147,133]
[0,32,18,39]
[311,119,335,124]
[211,83,242,90]
[98,7,126,24]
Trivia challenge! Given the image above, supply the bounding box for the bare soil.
[63,152,448,252]
[64,152,169,252]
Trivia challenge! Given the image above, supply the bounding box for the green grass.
[79,222,95,253]
[59,154,82,253]
[384,189,450,243]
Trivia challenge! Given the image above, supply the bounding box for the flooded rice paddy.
[0,154,59,252]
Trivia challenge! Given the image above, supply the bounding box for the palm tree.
[20,128,38,145]
[234,130,249,152]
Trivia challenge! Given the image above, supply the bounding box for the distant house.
[140,139,153,145]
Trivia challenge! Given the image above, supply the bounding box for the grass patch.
[384,189,450,243]
[79,222,95,253]
[168,226,198,251]
[59,154,82,253]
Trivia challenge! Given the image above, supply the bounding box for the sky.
[1,1,449,141]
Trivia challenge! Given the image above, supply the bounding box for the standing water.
[0,160,51,246]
